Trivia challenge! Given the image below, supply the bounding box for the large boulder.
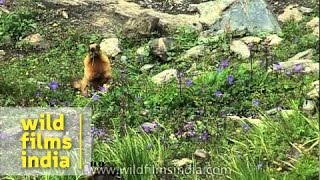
[208,0,281,35]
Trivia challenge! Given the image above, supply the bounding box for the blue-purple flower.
[242,123,250,132]
[0,0,4,5]
[49,99,58,106]
[274,63,282,71]
[35,91,41,97]
[220,59,229,69]
[215,90,223,97]
[185,79,193,86]
[48,81,59,90]
[253,99,260,106]
[141,122,158,133]
[293,63,304,73]
[227,75,234,85]
[201,130,209,141]
[92,94,100,101]
[98,86,107,92]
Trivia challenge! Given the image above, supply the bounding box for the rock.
[172,158,193,167]
[120,55,127,63]
[61,10,69,19]
[288,49,313,61]
[273,59,319,74]
[22,33,50,49]
[306,17,319,28]
[23,33,43,45]
[194,149,208,159]
[100,38,121,58]
[241,36,262,44]
[299,6,313,14]
[151,69,177,85]
[302,100,316,115]
[122,12,160,39]
[140,64,155,71]
[306,17,319,38]
[230,40,251,59]
[307,81,319,99]
[150,37,175,62]
[136,46,149,57]
[265,34,283,46]
[115,0,202,32]
[266,107,283,115]
[42,0,89,6]
[209,0,281,34]
[3,126,22,138]
[190,0,236,27]
[0,7,10,13]
[278,5,303,22]
[0,50,5,58]
[181,45,207,60]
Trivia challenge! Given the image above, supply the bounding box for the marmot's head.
[89,43,101,59]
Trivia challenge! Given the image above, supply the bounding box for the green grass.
[0,1,319,179]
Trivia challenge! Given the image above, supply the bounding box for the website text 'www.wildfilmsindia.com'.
[86,164,231,176]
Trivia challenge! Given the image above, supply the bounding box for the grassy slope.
[0,1,319,180]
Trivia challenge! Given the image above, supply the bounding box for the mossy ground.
[0,1,319,180]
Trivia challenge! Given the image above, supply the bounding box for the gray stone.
[209,0,281,35]
[122,12,160,39]
[152,69,177,85]
[278,5,302,22]
[288,49,313,61]
[230,40,250,59]
[181,45,207,60]
[194,149,209,159]
[299,6,313,14]
[140,64,155,71]
[100,38,121,57]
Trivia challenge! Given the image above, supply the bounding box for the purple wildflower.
[227,75,235,85]
[220,59,229,69]
[274,63,282,71]
[141,122,158,133]
[98,86,107,92]
[215,90,223,97]
[49,99,58,106]
[0,0,4,5]
[242,123,250,132]
[293,64,304,73]
[201,130,209,141]
[185,79,193,86]
[35,91,41,97]
[48,81,59,90]
[92,94,100,101]
[253,99,260,106]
